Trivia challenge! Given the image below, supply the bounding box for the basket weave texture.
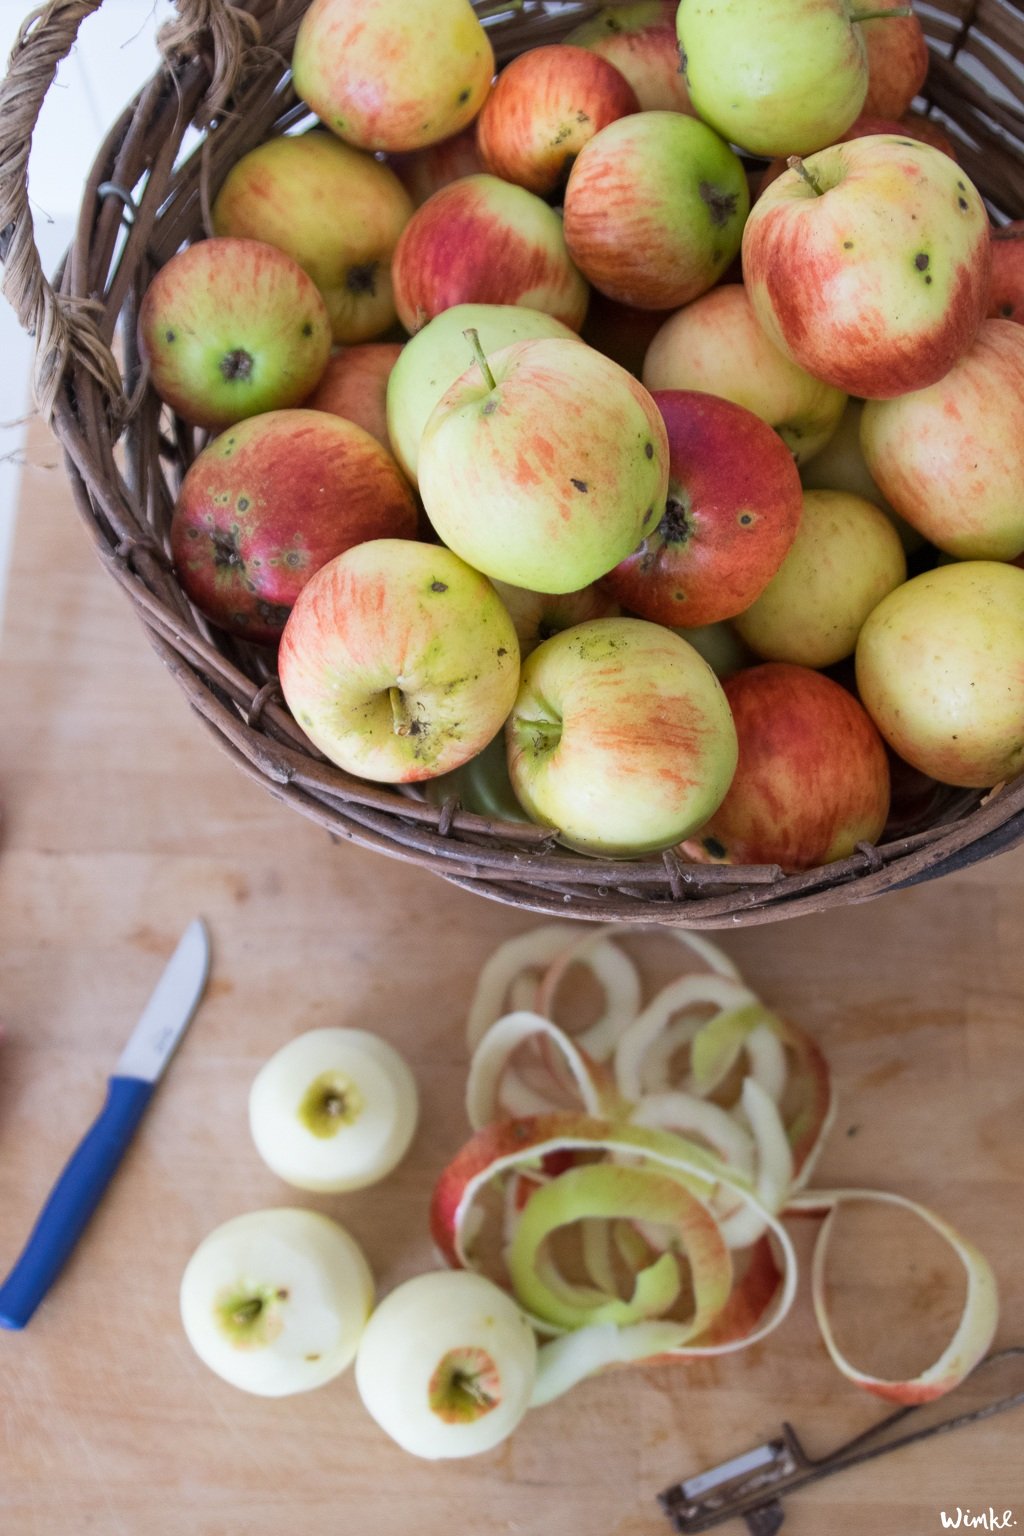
[0,0,1022,928]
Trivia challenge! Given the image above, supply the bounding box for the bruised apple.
[278,539,520,783]
[600,390,804,628]
[683,663,890,871]
[170,410,417,644]
[742,137,991,400]
[506,617,738,856]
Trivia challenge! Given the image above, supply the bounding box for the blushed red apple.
[389,127,485,208]
[304,343,404,451]
[988,221,1024,324]
[743,136,991,399]
[642,285,846,463]
[563,111,749,310]
[477,44,640,197]
[138,238,332,430]
[682,663,891,871]
[170,409,417,644]
[600,390,804,628]
[860,319,1024,560]
[391,175,589,334]
[565,2,694,114]
[860,0,929,121]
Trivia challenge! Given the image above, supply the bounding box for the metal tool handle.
[0,1075,154,1329]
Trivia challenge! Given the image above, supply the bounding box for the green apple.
[677,0,869,156]
[278,539,520,782]
[855,561,1024,788]
[506,617,738,855]
[734,489,906,667]
[292,0,493,153]
[642,285,846,463]
[418,335,669,593]
[249,1029,419,1193]
[385,303,578,484]
[860,320,1024,559]
[212,132,413,344]
[179,1209,374,1396]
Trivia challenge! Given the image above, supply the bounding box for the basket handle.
[0,0,257,423]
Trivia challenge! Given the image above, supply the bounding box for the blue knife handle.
[0,1075,154,1330]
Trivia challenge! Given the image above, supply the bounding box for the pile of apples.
[139,0,1024,872]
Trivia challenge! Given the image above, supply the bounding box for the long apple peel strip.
[432,1114,798,1354]
[466,924,642,1054]
[787,1186,1000,1404]
[614,975,764,1102]
[466,1009,619,1130]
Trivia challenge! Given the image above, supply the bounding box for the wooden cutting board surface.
[1,418,1022,1536]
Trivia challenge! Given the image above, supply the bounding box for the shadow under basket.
[1,0,1022,928]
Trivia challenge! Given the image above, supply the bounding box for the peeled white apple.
[249,1028,419,1193]
[355,1270,538,1459]
[179,1208,374,1396]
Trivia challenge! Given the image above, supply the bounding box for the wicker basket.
[1,0,1022,928]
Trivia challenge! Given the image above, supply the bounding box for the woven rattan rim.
[1,0,1022,927]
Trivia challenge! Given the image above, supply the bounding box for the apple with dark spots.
[642,285,846,464]
[211,132,413,344]
[681,663,890,871]
[755,112,955,196]
[732,489,906,667]
[988,221,1024,324]
[386,303,579,485]
[506,616,738,855]
[292,0,493,154]
[138,238,332,430]
[859,0,929,120]
[278,539,520,783]
[389,126,485,208]
[562,111,749,309]
[391,174,590,336]
[417,334,669,593]
[860,320,1024,559]
[564,1,695,114]
[476,44,640,198]
[304,343,404,451]
[170,410,417,645]
[742,136,991,398]
[600,390,804,628]
[856,562,1024,788]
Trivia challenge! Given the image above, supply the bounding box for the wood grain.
[0,418,1022,1536]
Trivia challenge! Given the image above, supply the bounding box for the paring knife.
[0,917,211,1330]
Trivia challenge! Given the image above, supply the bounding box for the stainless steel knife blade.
[115,917,211,1082]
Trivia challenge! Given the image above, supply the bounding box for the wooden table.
[1,419,1022,1536]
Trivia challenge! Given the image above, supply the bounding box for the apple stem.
[454,1370,495,1409]
[389,686,414,736]
[233,1297,263,1326]
[787,156,824,196]
[463,327,497,393]
[849,6,912,18]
